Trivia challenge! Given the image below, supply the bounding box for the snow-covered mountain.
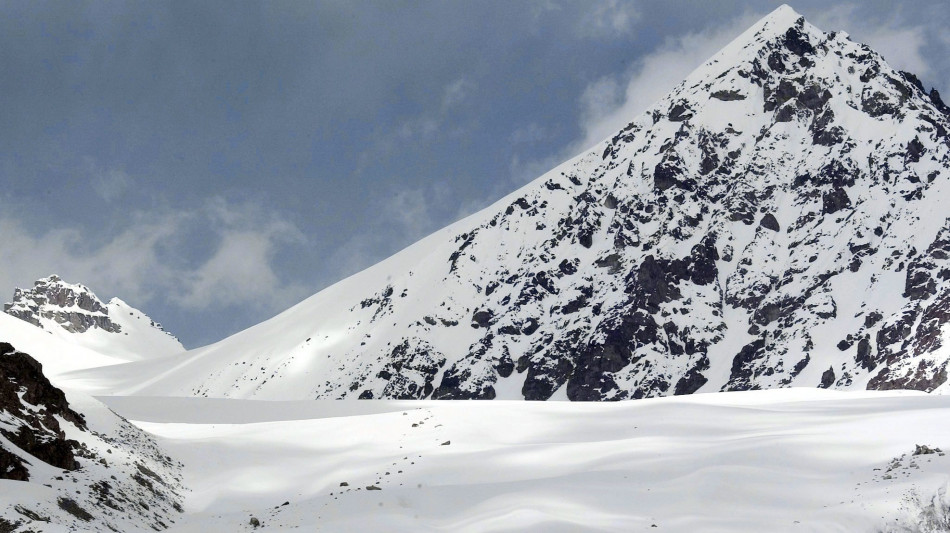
[7,5,950,531]
[68,5,950,402]
[4,276,183,362]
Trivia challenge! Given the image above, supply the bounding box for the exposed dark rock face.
[375,340,446,399]
[0,343,85,479]
[674,356,710,395]
[760,214,780,232]
[3,276,121,334]
[711,90,746,101]
[0,447,30,482]
[822,188,851,214]
[0,341,186,530]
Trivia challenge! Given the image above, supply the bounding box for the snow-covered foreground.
[97,389,950,532]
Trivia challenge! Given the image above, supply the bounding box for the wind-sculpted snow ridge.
[75,4,950,401]
[4,275,184,362]
[0,342,185,532]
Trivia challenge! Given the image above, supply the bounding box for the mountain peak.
[82,8,950,401]
[682,4,819,87]
[5,275,111,332]
[757,4,802,29]
[3,276,184,361]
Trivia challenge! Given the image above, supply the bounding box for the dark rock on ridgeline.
[3,276,121,334]
[668,102,693,122]
[930,89,950,116]
[0,343,86,480]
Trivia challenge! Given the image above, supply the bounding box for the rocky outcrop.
[4,276,121,334]
[3,276,183,362]
[0,342,186,531]
[0,342,85,480]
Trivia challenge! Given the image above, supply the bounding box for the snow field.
[96,389,950,532]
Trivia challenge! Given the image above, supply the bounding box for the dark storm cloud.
[1,0,948,347]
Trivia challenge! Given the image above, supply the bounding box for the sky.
[2,0,949,348]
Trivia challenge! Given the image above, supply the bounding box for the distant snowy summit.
[7,275,125,334]
[3,275,183,361]
[64,5,950,401]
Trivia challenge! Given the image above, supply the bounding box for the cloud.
[441,78,474,112]
[0,198,310,315]
[171,199,307,310]
[576,0,640,39]
[503,9,763,186]
[571,11,764,153]
[322,184,449,283]
[539,2,942,168]
[400,78,475,141]
[356,77,478,176]
[385,188,437,242]
[812,5,930,79]
[397,117,440,142]
[0,212,182,304]
[509,123,549,145]
[84,157,133,202]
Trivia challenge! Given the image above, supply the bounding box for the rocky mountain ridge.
[65,5,950,402]
[3,275,184,362]
[5,275,160,335]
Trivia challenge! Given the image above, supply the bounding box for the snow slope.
[89,389,950,532]
[65,5,950,401]
[0,312,128,379]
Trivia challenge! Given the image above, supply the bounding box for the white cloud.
[358,78,478,172]
[572,11,763,153]
[441,78,474,111]
[171,200,307,310]
[0,199,309,314]
[812,5,930,78]
[0,213,181,304]
[576,0,640,39]
[84,156,133,202]
[542,3,940,169]
[509,123,549,145]
[322,184,449,283]
[385,188,436,242]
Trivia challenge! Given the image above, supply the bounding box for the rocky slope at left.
[0,341,185,532]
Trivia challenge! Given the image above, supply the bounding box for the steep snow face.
[75,5,950,401]
[4,276,184,362]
